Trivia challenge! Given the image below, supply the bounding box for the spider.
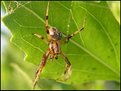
[33,1,85,89]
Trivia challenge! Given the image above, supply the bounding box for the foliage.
[2,1,120,88]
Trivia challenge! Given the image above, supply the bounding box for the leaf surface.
[2,1,120,84]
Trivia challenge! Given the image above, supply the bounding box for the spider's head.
[48,27,62,41]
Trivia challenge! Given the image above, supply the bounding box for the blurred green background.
[1,1,120,90]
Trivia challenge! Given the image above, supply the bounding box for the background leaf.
[2,1,120,86]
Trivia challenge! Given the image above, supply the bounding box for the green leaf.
[2,1,120,85]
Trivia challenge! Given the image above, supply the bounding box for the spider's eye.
[49,27,62,40]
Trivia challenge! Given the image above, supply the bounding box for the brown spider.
[33,1,85,89]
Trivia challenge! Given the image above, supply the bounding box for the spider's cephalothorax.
[48,27,62,41]
[33,1,85,89]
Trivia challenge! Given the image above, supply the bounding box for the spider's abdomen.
[49,41,60,55]
[48,27,62,41]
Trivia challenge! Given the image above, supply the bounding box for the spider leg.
[60,27,84,44]
[46,1,50,34]
[33,50,50,89]
[60,52,72,80]
[66,27,84,40]
[34,33,48,44]
[65,16,86,42]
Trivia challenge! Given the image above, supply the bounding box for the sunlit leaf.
[2,1,120,86]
